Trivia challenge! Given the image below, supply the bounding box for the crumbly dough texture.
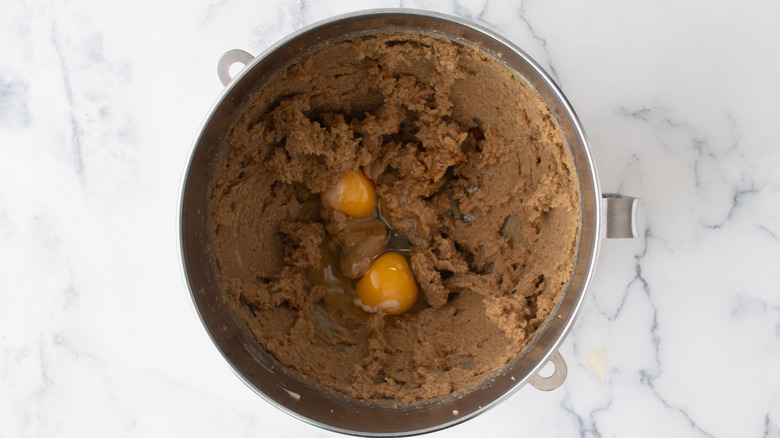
[210,31,580,402]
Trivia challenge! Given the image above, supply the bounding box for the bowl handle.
[528,350,567,391]
[602,193,639,239]
[217,49,254,87]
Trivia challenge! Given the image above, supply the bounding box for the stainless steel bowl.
[180,9,637,436]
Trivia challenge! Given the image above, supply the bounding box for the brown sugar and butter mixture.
[209,31,581,402]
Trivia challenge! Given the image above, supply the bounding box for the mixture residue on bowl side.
[210,31,580,402]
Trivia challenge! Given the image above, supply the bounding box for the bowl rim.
[179,8,602,437]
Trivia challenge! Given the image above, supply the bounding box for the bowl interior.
[180,10,600,437]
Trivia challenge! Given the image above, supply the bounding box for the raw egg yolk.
[322,170,376,218]
[355,252,418,315]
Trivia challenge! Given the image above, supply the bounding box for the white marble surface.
[2,0,779,436]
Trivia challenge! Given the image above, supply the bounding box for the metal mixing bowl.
[180,9,636,436]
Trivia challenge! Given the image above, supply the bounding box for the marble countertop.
[2,0,779,436]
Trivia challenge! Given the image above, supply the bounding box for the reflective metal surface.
[180,9,608,436]
[216,49,253,87]
[528,351,568,391]
[602,194,640,238]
